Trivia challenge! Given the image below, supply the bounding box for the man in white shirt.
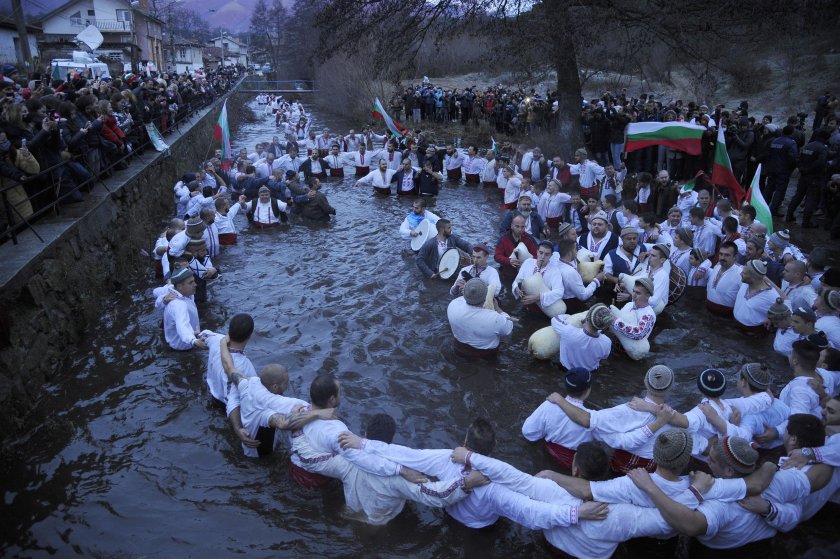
[733,259,779,335]
[513,241,564,316]
[568,147,605,199]
[463,145,486,184]
[551,303,613,371]
[447,279,513,358]
[399,198,440,241]
[355,159,397,195]
[162,267,208,351]
[450,244,501,298]
[706,242,743,317]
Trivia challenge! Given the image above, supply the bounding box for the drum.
[668,264,687,304]
[438,248,462,279]
[410,219,434,251]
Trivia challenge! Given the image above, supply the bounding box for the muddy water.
[1,100,834,558]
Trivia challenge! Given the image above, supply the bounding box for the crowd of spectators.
[0,62,244,241]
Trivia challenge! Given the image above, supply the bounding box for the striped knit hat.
[170,267,193,286]
[697,368,726,397]
[653,429,693,473]
[714,436,758,474]
[739,363,772,389]
[557,222,573,237]
[586,303,613,331]
[767,297,791,320]
[644,365,674,394]
[747,259,767,276]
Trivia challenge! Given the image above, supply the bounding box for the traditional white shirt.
[399,210,440,240]
[687,259,713,287]
[503,175,523,205]
[480,159,496,182]
[513,259,565,308]
[449,264,502,297]
[163,290,200,350]
[781,281,817,310]
[816,315,840,348]
[185,193,215,219]
[203,222,220,258]
[612,303,656,341]
[464,155,486,175]
[568,160,605,188]
[276,153,306,173]
[447,297,513,350]
[551,316,612,371]
[773,375,823,439]
[692,222,720,255]
[556,258,599,301]
[774,327,800,357]
[342,150,380,167]
[254,158,282,178]
[215,202,243,235]
[444,150,465,170]
[523,397,594,449]
[537,191,572,220]
[580,231,614,260]
[357,168,397,189]
[659,219,682,239]
[706,264,743,308]
[344,134,362,152]
[205,335,256,416]
[235,376,307,457]
[817,368,840,399]
[361,442,580,529]
[733,283,777,326]
[589,398,672,458]
[174,180,191,218]
[245,199,288,225]
[677,192,698,226]
[372,150,403,170]
[603,245,642,277]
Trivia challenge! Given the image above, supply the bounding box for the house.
[38,0,163,74]
[0,21,40,70]
[208,35,248,68]
[167,37,204,75]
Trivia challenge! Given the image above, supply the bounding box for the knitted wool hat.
[645,365,674,394]
[767,297,791,320]
[586,303,613,331]
[769,230,791,249]
[590,211,608,224]
[565,367,592,393]
[170,267,193,286]
[740,363,772,389]
[806,331,830,350]
[575,147,588,160]
[635,277,655,296]
[557,222,573,237]
[714,436,758,474]
[653,243,671,258]
[690,248,708,262]
[185,217,206,236]
[676,227,693,246]
[187,238,206,250]
[747,259,767,276]
[697,368,726,397]
[463,278,488,306]
[620,225,638,238]
[653,429,693,473]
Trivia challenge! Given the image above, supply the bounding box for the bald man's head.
[260,364,290,394]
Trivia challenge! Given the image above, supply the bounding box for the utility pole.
[11,0,32,75]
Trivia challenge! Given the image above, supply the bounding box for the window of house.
[70,10,82,25]
[116,9,130,21]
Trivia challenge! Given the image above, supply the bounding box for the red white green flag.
[372,97,406,139]
[213,99,231,166]
[624,122,705,155]
[711,126,746,206]
[744,163,773,235]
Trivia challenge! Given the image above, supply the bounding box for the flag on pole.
[624,122,705,155]
[711,126,747,206]
[744,164,773,235]
[214,100,232,168]
[679,169,705,192]
[372,98,406,139]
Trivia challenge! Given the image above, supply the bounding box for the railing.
[71,18,133,31]
[0,76,245,246]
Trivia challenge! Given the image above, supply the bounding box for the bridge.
[238,79,317,93]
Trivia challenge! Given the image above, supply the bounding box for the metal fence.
[0,77,245,246]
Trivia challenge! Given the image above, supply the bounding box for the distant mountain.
[0,0,273,33]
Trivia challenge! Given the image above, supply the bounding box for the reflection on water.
[0,100,833,558]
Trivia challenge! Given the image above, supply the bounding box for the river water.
[2,100,835,558]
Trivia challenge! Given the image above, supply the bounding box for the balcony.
[71,18,133,32]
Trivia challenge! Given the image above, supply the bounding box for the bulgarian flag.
[711,125,746,206]
[372,97,406,139]
[214,99,232,169]
[744,163,773,235]
[625,122,705,155]
[491,136,498,155]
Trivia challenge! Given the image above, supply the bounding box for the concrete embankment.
[0,86,250,437]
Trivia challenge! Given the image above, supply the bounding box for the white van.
[50,52,111,81]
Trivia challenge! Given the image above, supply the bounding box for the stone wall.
[0,88,250,437]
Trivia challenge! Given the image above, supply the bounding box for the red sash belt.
[482,181,496,188]
[735,319,769,337]
[355,166,370,176]
[318,149,328,157]
[545,441,576,470]
[253,221,280,228]
[329,168,344,177]
[218,232,237,245]
[312,172,326,179]
[503,201,517,210]
[446,168,463,180]
[373,186,391,195]
[453,338,498,359]
[705,299,734,317]
[580,185,599,198]
[289,460,332,489]
[610,449,655,474]
[465,173,480,184]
